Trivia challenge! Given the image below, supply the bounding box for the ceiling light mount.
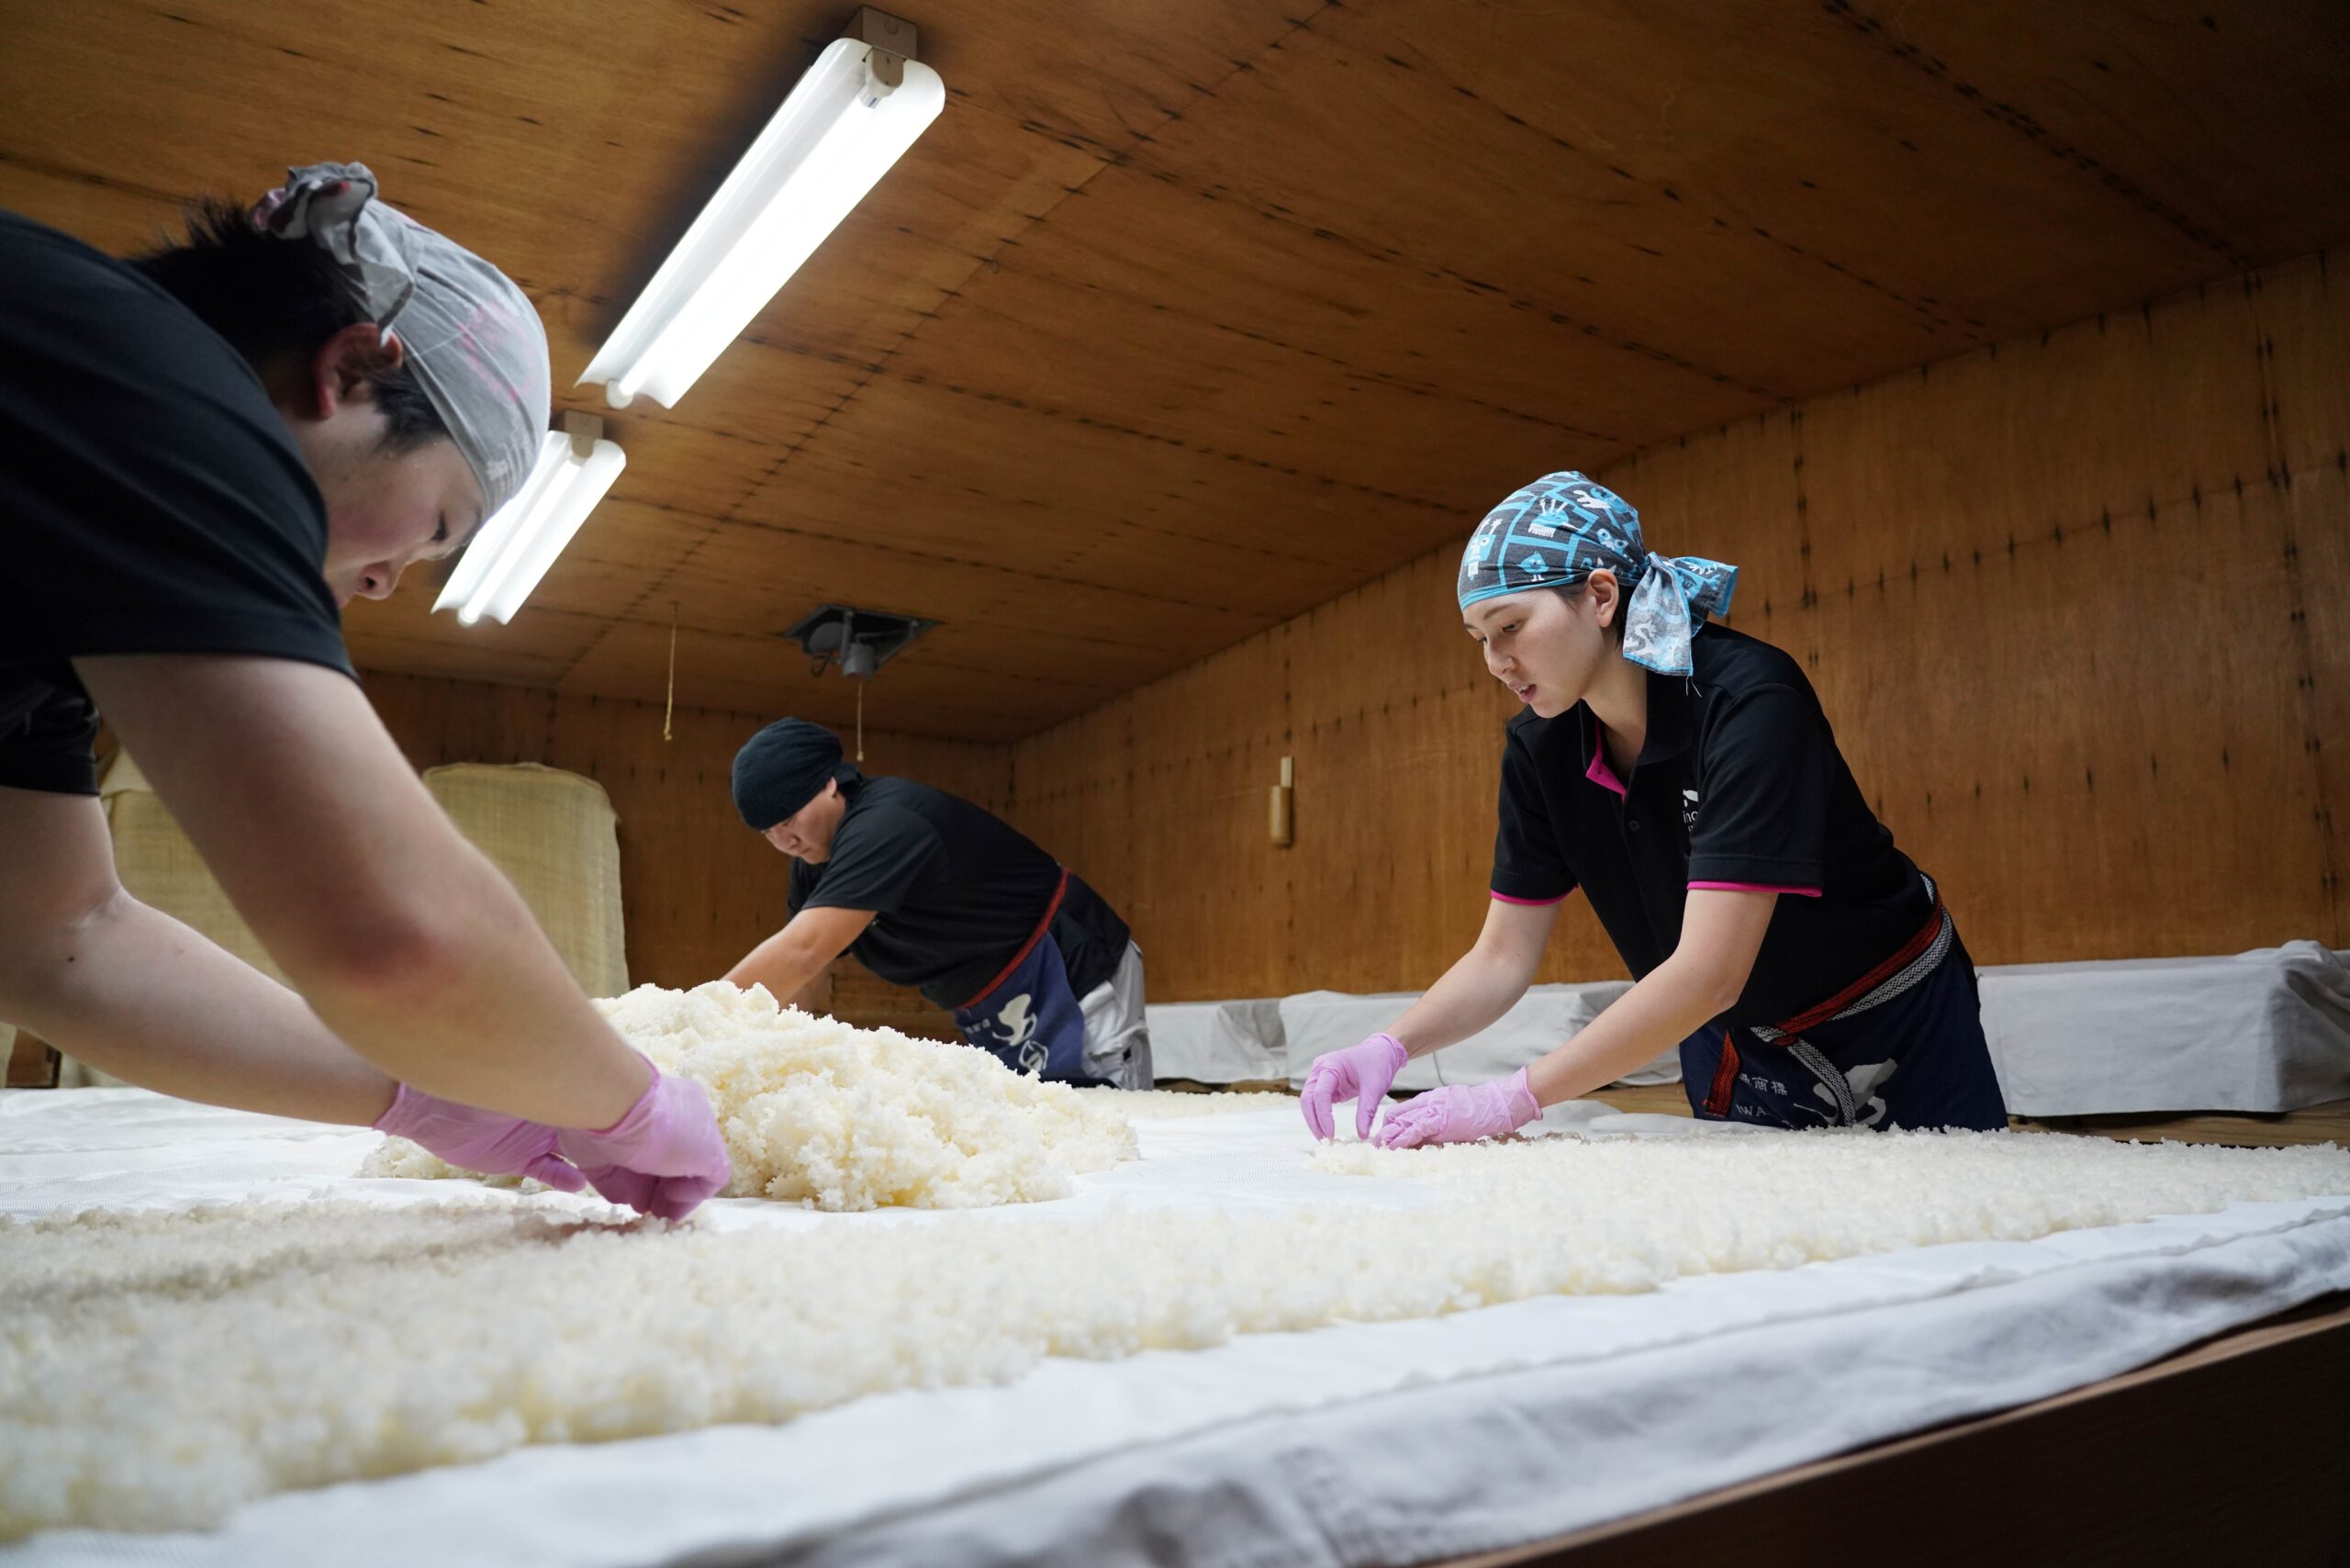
[845,6,916,86]
[785,603,935,680]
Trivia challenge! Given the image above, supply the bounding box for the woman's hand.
[1299,1032,1410,1140]
[1373,1068,1540,1149]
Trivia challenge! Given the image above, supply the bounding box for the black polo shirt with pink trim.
[1489,622,1934,1026]
[1,211,352,797]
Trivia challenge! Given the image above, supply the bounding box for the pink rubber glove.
[1373,1067,1542,1150]
[1300,1032,1411,1141]
[555,1065,733,1221]
[372,1085,588,1193]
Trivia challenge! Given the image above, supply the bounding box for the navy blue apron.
[950,870,1096,1083]
[1675,881,2009,1132]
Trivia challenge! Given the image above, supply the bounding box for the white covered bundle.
[6,1128,2347,1535]
[363,982,1136,1209]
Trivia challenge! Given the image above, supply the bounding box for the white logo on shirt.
[1682,789,1700,828]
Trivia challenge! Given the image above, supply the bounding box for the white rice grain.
[362,982,1136,1209]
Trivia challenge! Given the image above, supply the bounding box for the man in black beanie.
[724,719,1151,1089]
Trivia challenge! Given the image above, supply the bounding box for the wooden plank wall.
[362,674,1005,1034]
[1001,251,2349,1001]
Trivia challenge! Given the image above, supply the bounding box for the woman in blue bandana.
[1300,472,2009,1149]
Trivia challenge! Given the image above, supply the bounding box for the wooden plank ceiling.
[4,1,2347,740]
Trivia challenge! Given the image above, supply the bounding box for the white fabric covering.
[1171,944,2350,1115]
[1142,999,1285,1083]
[1076,943,1153,1090]
[1279,981,1677,1092]
[1980,942,2350,1115]
[7,1090,2344,1566]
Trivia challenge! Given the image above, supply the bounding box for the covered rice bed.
[3,1078,2346,1565]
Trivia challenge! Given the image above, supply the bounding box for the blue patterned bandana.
[1457,471,1738,677]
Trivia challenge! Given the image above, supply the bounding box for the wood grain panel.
[7,2,2348,734]
[2279,450,2349,937]
[1565,412,1808,633]
[2255,252,2346,936]
[1798,2,2350,267]
[551,615,1102,739]
[1134,2,1981,384]
[1805,481,2327,961]
[728,367,1441,610]
[536,505,1215,694]
[880,183,1640,510]
[2256,252,2350,481]
[1799,283,2274,593]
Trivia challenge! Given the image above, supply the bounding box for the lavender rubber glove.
[555,1064,733,1221]
[1372,1067,1542,1150]
[1300,1032,1411,1141]
[373,1085,588,1193]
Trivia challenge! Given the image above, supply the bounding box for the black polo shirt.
[1491,622,1934,1027]
[0,210,352,796]
[789,775,1132,1011]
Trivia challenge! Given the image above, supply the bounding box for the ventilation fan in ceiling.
[784,604,936,679]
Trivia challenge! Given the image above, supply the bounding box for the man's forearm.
[11,890,397,1125]
[292,834,655,1126]
[75,654,651,1130]
[724,931,827,1006]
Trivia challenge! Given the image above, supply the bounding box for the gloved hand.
[555,1063,733,1221]
[1372,1067,1542,1150]
[372,1085,588,1193]
[1300,1032,1411,1141]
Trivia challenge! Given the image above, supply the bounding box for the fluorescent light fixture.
[579,23,945,409]
[433,415,626,625]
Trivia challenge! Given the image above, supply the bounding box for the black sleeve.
[0,215,352,680]
[797,805,949,915]
[1490,737,1576,902]
[1686,684,1829,890]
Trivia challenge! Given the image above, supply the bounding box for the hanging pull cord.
[663,601,678,742]
[856,679,866,763]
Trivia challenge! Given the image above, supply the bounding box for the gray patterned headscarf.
[251,162,549,516]
[1458,471,1737,677]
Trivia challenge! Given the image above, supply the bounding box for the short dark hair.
[129,198,449,453]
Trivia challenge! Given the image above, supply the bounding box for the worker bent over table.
[0,163,729,1217]
[1300,471,2009,1148]
[726,719,1152,1088]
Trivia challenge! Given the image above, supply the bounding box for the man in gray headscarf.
[0,164,730,1218]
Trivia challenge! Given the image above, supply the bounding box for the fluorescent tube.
[579,38,945,409]
[432,425,627,625]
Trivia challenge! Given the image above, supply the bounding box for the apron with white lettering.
[949,869,1095,1083]
[1675,878,2009,1131]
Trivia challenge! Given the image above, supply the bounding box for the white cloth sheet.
[1143,998,1286,1084]
[4,1089,2347,1568]
[1166,943,2350,1116]
[1980,941,2350,1115]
